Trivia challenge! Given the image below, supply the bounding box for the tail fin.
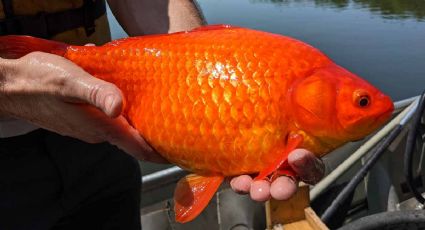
[0,35,68,59]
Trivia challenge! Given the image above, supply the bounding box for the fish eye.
[353,90,371,108]
[358,96,370,107]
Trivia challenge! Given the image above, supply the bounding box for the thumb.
[62,66,123,118]
[287,149,325,185]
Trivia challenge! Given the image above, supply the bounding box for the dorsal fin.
[174,174,224,223]
[191,24,240,32]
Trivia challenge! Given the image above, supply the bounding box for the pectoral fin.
[254,133,303,181]
[273,161,297,181]
[174,174,224,223]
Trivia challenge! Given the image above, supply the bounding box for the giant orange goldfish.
[0,25,394,223]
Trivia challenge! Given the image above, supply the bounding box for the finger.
[270,176,298,200]
[106,116,169,163]
[288,149,325,185]
[63,68,124,118]
[250,180,271,202]
[230,175,252,194]
[44,103,168,163]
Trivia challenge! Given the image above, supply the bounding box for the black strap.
[1,0,15,35]
[83,0,96,36]
[0,0,106,38]
[1,0,14,18]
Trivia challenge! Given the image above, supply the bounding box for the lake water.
[106,0,425,174]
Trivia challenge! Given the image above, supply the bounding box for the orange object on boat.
[0,25,394,223]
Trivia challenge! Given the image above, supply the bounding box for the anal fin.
[174,174,224,223]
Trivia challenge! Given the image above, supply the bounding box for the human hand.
[230,149,325,202]
[0,52,166,163]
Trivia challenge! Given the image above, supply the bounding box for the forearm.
[0,58,15,117]
[107,0,205,36]
[0,58,11,81]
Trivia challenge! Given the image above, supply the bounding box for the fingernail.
[293,157,310,169]
[288,149,309,166]
[291,149,305,159]
[104,94,116,115]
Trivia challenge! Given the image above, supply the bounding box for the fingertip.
[250,180,271,202]
[104,94,123,118]
[230,175,252,194]
[288,148,325,185]
[287,148,313,165]
[102,116,165,163]
[270,176,297,200]
[124,121,168,164]
[116,119,163,162]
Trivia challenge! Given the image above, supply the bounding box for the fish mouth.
[376,96,395,125]
[377,106,394,124]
